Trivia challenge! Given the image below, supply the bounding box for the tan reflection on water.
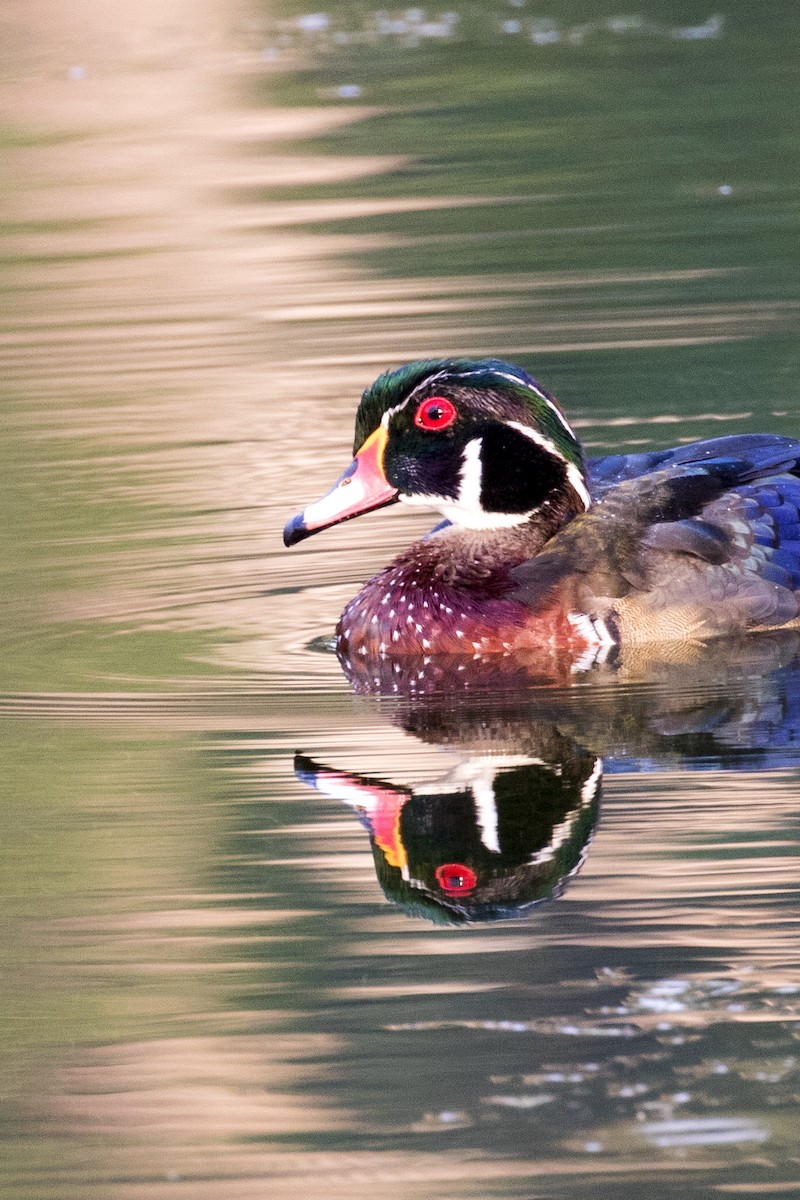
[6,3,795,671]
[568,770,800,956]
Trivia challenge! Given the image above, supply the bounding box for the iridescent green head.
[354,358,589,527]
[284,358,589,547]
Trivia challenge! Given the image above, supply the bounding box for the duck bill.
[283,425,398,547]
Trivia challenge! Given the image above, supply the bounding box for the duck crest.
[355,357,584,475]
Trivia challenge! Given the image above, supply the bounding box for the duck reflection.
[296,631,800,922]
[296,723,600,923]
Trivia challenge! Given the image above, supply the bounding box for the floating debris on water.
[640,1115,768,1148]
[266,8,726,56]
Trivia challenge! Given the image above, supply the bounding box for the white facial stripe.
[528,811,575,866]
[527,760,601,868]
[397,490,450,509]
[399,491,530,529]
[397,416,591,529]
[472,777,501,854]
[580,757,603,805]
[458,437,483,512]
[382,367,575,444]
[449,367,577,440]
[565,464,592,511]
[378,373,590,524]
[381,367,454,424]
[506,420,591,511]
[418,760,503,854]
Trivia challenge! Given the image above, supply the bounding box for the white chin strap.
[399,432,588,529]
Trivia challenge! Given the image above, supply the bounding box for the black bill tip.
[283,512,311,547]
[294,752,320,786]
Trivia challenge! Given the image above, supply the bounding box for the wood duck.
[284,358,800,661]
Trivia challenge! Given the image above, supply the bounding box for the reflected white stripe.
[472,778,501,855]
[642,1116,768,1147]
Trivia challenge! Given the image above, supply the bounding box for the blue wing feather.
[589,436,800,574]
[513,435,800,629]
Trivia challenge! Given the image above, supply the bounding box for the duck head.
[283,358,590,546]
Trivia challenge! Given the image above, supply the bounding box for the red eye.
[414,396,457,431]
[435,863,478,896]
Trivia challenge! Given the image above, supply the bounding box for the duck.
[283,357,800,662]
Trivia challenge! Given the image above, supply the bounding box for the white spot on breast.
[392,630,400,642]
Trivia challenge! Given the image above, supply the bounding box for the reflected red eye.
[435,863,478,896]
[414,396,457,431]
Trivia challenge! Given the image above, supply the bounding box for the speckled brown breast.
[335,562,591,661]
